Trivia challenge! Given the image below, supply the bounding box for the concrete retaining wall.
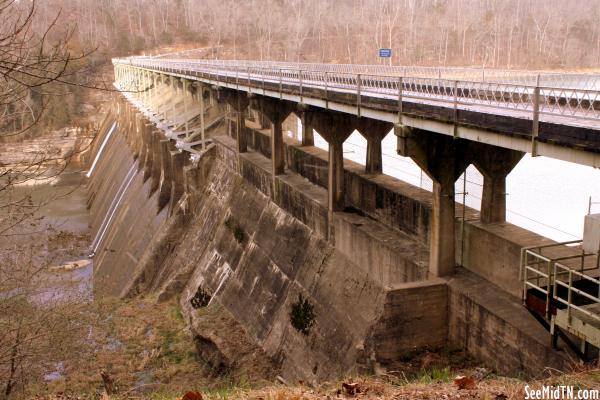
[243,123,561,297]
[370,279,448,364]
[447,269,569,377]
[86,97,570,382]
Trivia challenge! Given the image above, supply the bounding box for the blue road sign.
[379,48,392,58]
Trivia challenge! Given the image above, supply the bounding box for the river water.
[307,130,600,243]
[0,168,92,303]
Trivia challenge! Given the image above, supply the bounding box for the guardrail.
[520,240,600,317]
[118,57,600,89]
[553,263,600,325]
[113,58,600,134]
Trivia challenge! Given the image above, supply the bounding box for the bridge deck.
[113,58,600,167]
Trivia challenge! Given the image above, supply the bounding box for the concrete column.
[170,77,177,126]
[183,80,190,138]
[236,102,249,153]
[198,85,207,151]
[470,144,525,224]
[301,111,314,146]
[272,119,285,175]
[328,141,345,211]
[366,138,382,173]
[357,119,393,174]
[308,109,357,240]
[430,173,458,277]
[221,90,250,154]
[397,127,470,277]
[252,96,295,177]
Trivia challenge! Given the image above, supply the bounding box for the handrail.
[112,57,600,90]
[113,58,600,133]
[553,263,600,324]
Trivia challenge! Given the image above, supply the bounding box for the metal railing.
[520,240,600,319]
[553,262,600,325]
[113,57,600,132]
[116,58,600,89]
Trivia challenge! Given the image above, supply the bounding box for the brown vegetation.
[38,0,600,69]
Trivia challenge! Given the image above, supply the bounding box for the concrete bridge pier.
[221,90,250,154]
[253,96,295,176]
[397,127,470,277]
[357,119,394,174]
[298,108,315,147]
[470,145,525,224]
[309,110,358,240]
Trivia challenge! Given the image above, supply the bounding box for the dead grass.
[29,298,204,398]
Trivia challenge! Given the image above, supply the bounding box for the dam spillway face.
[86,96,569,382]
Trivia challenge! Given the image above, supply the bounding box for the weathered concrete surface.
[368,279,448,364]
[215,134,429,285]
[87,119,170,297]
[116,131,435,380]
[160,153,388,382]
[457,219,558,298]
[87,98,574,382]
[334,212,428,284]
[447,268,569,377]
[241,122,569,297]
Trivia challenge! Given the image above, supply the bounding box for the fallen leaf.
[181,391,203,400]
[342,382,362,396]
[453,375,476,390]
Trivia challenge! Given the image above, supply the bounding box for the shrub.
[190,286,211,309]
[289,294,315,335]
[224,216,246,244]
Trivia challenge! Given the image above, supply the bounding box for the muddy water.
[0,168,92,303]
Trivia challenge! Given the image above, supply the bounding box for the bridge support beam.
[397,127,470,277]
[357,118,393,174]
[221,90,250,154]
[253,96,295,176]
[470,144,525,224]
[309,110,357,239]
[299,109,315,147]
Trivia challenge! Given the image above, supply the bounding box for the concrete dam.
[86,58,600,381]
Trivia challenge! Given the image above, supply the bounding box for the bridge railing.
[113,57,600,126]
[121,57,600,90]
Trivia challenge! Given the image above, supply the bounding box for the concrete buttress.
[158,139,172,211]
[397,127,470,277]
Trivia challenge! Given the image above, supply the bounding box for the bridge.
[110,57,600,359]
